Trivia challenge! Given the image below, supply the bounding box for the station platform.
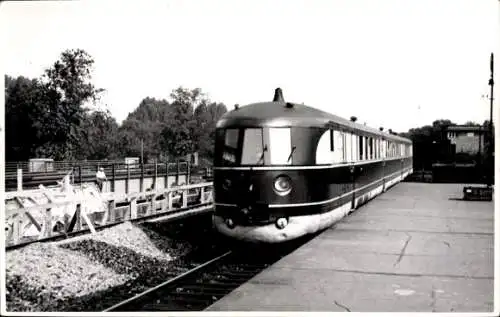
[207,182,495,312]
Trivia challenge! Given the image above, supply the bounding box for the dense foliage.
[5,49,227,165]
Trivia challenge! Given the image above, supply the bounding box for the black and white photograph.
[0,0,498,314]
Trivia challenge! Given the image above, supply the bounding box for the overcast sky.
[1,0,499,132]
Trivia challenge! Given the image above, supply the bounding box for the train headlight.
[276,217,288,230]
[273,175,292,196]
[225,218,235,229]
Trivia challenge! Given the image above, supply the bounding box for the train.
[212,88,413,243]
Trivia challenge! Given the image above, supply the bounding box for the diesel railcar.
[212,88,413,243]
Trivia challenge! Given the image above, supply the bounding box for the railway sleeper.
[168,290,226,299]
[156,296,213,306]
[180,284,241,293]
[175,287,229,296]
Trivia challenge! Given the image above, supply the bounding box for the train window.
[369,137,373,160]
[330,129,334,151]
[365,137,368,160]
[224,129,239,149]
[351,133,357,162]
[377,139,381,159]
[221,129,240,165]
[333,131,344,163]
[241,128,264,165]
[359,136,363,160]
[316,129,334,164]
[269,128,292,165]
[343,133,350,162]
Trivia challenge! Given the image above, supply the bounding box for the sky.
[1,0,499,132]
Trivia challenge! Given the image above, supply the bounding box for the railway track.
[104,234,317,312]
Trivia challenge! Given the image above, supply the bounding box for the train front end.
[212,90,319,243]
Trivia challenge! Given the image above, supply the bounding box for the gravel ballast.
[5,214,221,312]
[6,243,132,310]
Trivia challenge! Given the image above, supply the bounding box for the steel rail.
[102,250,233,312]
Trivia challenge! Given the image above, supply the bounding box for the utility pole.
[141,138,144,165]
[487,53,494,188]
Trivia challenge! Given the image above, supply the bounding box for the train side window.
[224,129,239,148]
[377,139,381,159]
[333,130,344,163]
[369,137,373,160]
[365,137,368,160]
[375,139,378,159]
[330,129,334,151]
[222,128,239,164]
[352,133,357,162]
[358,135,363,160]
[316,129,334,164]
[344,133,351,162]
[367,137,371,160]
[364,136,370,160]
[269,128,292,165]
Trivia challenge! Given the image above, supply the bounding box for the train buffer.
[207,182,494,313]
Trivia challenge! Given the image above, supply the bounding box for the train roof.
[216,89,411,144]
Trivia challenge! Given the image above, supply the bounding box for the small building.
[446,125,487,155]
[28,158,54,173]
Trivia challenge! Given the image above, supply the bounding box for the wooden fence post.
[182,188,188,208]
[154,163,158,190]
[149,194,156,215]
[176,160,180,184]
[165,163,169,189]
[140,163,144,192]
[112,164,116,192]
[200,186,205,203]
[130,197,137,220]
[17,168,22,191]
[11,215,20,245]
[79,166,82,185]
[168,191,174,210]
[107,200,116,223]
[126,164,130,194]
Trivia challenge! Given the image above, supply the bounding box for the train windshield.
[220,128,265,166]
[241,128,265,164]
[218,127,293,166]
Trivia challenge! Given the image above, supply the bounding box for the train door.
[381,139,387,191]
[350,132,358,210]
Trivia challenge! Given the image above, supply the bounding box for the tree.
[76,110,120,160]
[4,75,48,160]
[160,87,206,159]
[35,48,104,159]
[117,97,172,161]
[193,102,227,160]
[404,119,457,169]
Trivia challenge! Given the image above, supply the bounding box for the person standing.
[96,167,107,192]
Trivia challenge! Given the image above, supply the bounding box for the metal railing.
[4,160,215,192]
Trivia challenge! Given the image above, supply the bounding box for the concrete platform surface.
[207,183,495,312]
